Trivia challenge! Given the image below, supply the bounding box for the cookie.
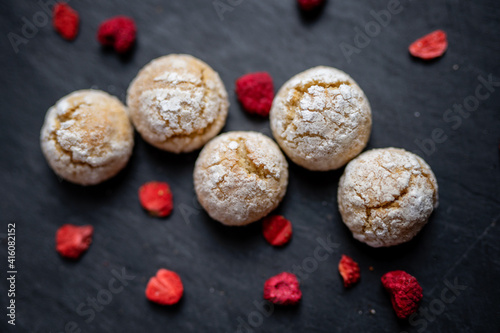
[337,148,438,247]
[40,90,134,185]
[194,131,288,226]
[127,54,229,153]
[270,66,372,171]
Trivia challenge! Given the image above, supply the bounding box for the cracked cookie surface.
[194,131,288,226]
[40,90,134,185]
[127,54,228,153]
[270,66,371,171]
[337,148,438,247]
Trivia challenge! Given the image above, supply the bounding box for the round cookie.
[270,66,372,171]
[127,54,229,153]
[40,90,134,185]
[337,148,438,247]
[194,131,288,226]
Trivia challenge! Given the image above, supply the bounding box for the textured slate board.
[0,0,499,332]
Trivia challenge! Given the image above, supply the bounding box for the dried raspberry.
[139,181,173,217]
[56,224,93,259]
[298,0,325,11]
[409,30,448,60]
[235,72,274,117]
[262,215,292,246]
[97,16,137,53]
[145,269,184,305]
[263,272,302,305]
[381,270,423,319]
[52,3,79,41]
[338,255,360,288]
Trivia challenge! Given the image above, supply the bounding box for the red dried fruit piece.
[381,270,423,319]
[56,224,93,259]
[262,215,292,246]
[52,2,79,41]
[145,269,184,305]
[235,72,274,117]
[338,255,361,288]
[409,30,448,60]
[263,272,302,305]
[97,16,137,53]
[298,0,325,11]
[139,181,173,217]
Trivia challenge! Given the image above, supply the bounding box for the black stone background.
[0,0,499,332]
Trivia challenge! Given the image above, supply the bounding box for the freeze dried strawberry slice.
[145,269,184,305]
[53,2,79,40]
[409,30,448,60]
[338,255,360,288]
[97,16,137,53]
[381,270,423,319]
[56,224,93,259]
[235,72,274,117]
[298,0,325,11]
[263,272,302,305]
[262,215,292,246]
[139,181,173,217]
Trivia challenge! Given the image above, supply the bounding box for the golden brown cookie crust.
[40,89,134,185]
[338,148,438,247]
[270,66,372,171]
[194,131,288,226]
[127,54,229,153]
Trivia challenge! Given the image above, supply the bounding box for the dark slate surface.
[1,1,499,332]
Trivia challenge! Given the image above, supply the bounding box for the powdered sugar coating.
[270,66,372,171]
[40,90,134,185]
[338,148,438,247]
[127,54,229,153]
[194,131,288,226]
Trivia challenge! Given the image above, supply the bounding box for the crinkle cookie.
[127,54,229,153]
[337,148,438,247]
[40,90,134,185]
[194,131,288,226]
[270,66,372,171]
